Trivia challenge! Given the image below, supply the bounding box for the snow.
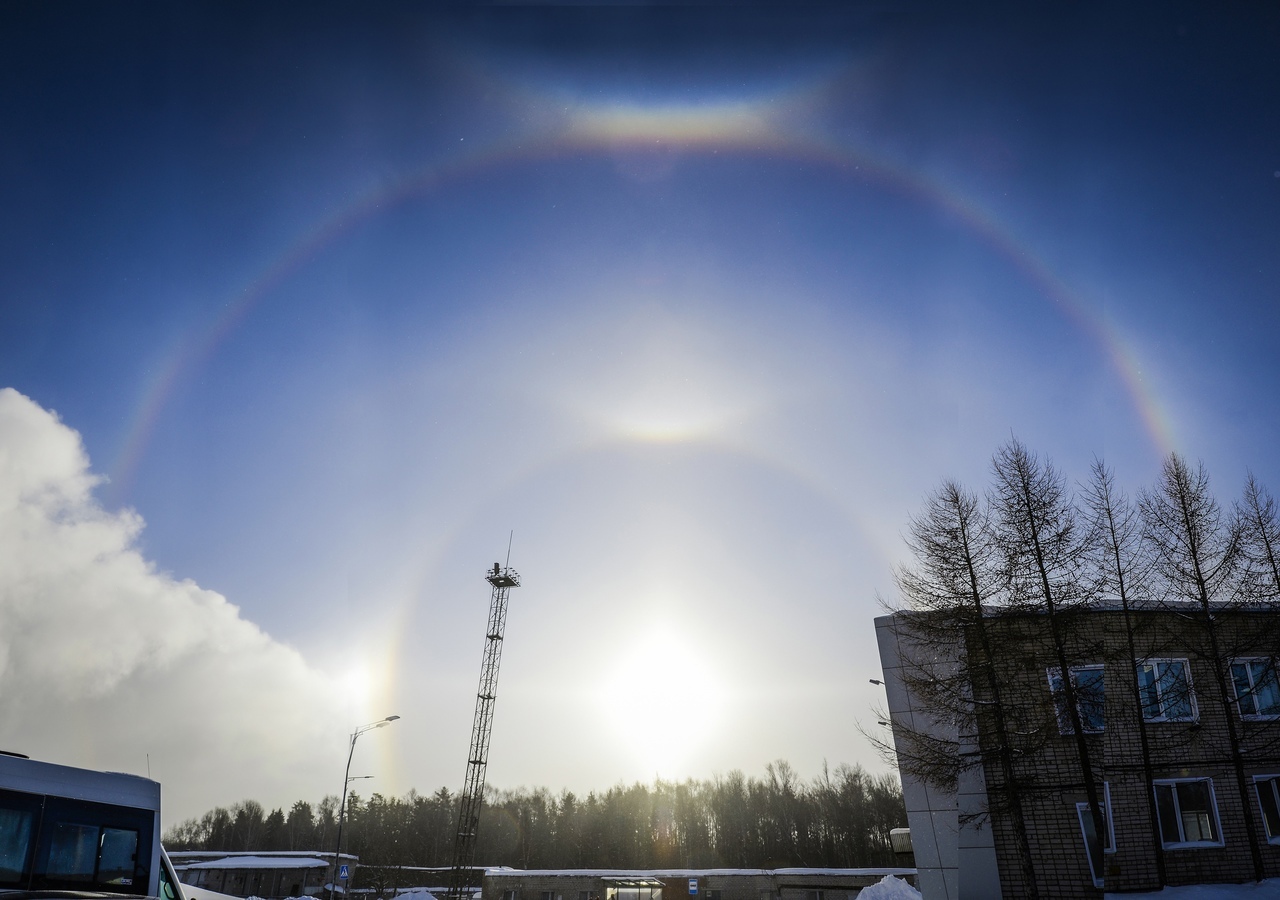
[853,875,921,900]
[486,869,916,879]
[1105,882,1280,899]
[179,885,243,900]
[393,890,438,900]
[182,856,328,870]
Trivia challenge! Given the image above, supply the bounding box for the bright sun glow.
[546,306,770,445]
[339,666,374,716]
[596,627,727,775]
[608,371,746,443]
[566,100,774,147]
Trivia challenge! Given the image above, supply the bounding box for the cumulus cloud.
[0,388,340,823]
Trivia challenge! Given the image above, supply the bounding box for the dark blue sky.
[2,2,1279,819]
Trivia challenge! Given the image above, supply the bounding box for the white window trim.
[1153,777,1224,848]
[1047,664,1106,734]
[1138,658,1199,723]
[1232,657,1280,721]
[1075,783,1116,889]
[1253,775,1280,844]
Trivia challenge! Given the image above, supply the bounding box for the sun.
[595,630,726,776]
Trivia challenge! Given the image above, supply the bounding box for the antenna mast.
[446,559,520,900]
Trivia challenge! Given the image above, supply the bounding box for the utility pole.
[446,560,519,900]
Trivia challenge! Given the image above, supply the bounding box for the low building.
[482,867,917,900]
[170,850,358,899]
[876,606,1280,899]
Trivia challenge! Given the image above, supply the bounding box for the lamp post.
[330,716,399,900]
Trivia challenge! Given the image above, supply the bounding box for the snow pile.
[856,875,921,900]
[1106,881,1280,899]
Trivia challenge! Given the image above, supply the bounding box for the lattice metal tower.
[446,561,519,900]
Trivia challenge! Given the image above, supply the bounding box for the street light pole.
[330,716,400,900]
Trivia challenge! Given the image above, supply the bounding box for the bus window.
[0,807,34,884]
[158,852,183,900]
[34,797,153,894]
[0,790,45,889]
[46,822,100,882]
[101,827,142,886]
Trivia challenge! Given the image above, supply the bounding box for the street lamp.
[330,716,399,900]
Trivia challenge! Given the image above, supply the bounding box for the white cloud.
[0,388,342,825]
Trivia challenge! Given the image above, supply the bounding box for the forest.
[163,761,906,874]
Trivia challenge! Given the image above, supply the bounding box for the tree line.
[882,440,1280,897]
[163,761,907,872]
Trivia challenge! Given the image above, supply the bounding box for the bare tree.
[989,441,1106,894]
[1139,454,1264,883]
[1238,473,1280,601]
[887,479,1041,899]
[1081,459,1166,886]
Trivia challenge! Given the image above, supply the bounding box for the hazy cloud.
[0,387,341,822]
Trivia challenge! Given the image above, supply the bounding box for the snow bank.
[855,875,921,900]
[1106,880,1280,899]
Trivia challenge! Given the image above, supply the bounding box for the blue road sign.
[688,881,698,895]
[339,865,350,881]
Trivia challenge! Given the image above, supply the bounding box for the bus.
[0,752,184,900]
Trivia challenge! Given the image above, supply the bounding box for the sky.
[1,2,1279,828]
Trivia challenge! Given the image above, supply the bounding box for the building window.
[1047,665,1105,733]
[502,891,519,900]
[1076,784,1115,888]
[540,892,555,900]
[1137,659,1197,722]
[804,892,824,900]
[1254,776,1280,842]
[1154,778,1222,847]
[1231,658,1280,719]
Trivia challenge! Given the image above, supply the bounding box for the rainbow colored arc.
[108,93,1177,500]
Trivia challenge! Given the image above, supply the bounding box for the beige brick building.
[877,606,1280,899]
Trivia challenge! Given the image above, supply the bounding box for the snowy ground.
[1105,881,1280,899]
[849,876,1280,899]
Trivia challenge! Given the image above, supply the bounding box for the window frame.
[1075,784,1115,889]
[1047,664,1106,734]
[1231,658,1280,720]
[1153,777,1224,849]
[1137,658,1198,723]
[1253,775,1280,843]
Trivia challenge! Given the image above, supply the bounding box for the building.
[876,606,1280,899]
[482,868,917,900]
[170,850,358,899]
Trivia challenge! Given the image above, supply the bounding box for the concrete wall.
[874,614,1001,900]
